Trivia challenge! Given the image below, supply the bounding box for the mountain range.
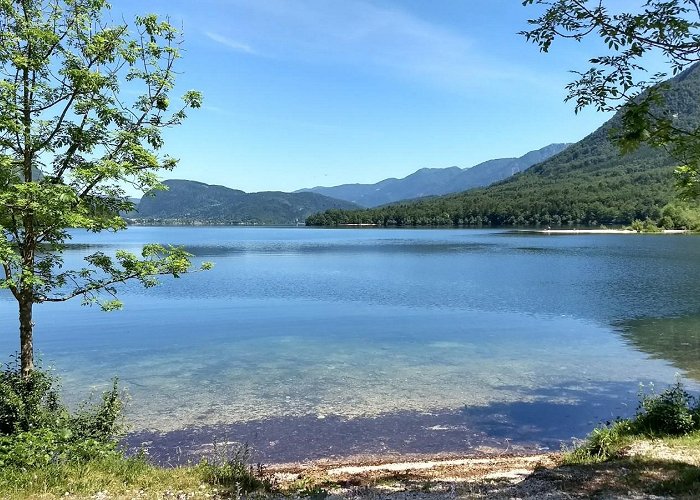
[129,144,570,225]
[131,64,700,228]
[297,143,569,207]
[307,63,700,228]
[130,180,360,225]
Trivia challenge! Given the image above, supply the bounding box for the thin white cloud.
[201,104,235,117]
[201,0,552,90]
[205,31,259,55]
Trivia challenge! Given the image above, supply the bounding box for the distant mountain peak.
[308,68,700,227]
[297,143,570,207]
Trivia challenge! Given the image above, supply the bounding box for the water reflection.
[179,242,500,258]
[616,315,700,381]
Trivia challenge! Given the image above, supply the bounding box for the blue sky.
[114,0,635,193]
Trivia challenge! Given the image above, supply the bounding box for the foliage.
[0,361,125,468]
[635,382,699,436]
[566,382,700,464]
[660,200,700,229]
[521,0,700,200]
[0,357,65,435]
[0,0,207,376]
[69,378,124,443]
[630,218,664,232]
[631,219,645,233]
[0,429,122,469]
[0,363,276,497]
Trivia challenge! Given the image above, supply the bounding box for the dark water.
[1,227,699,463]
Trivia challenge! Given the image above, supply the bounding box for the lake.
[2,227,700,463]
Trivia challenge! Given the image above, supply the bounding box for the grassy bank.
[3,433,700,499]
[1,456,207,499]
[0,452,279,499]
[3,362,700,498]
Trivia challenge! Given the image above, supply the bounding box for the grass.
[0,454,335,499]
[563,381,700,465]
[562,419,636,464]
[0,452,278,499]
[2,434,700,499]
[0,360,276,499]
[660,429,700,448]
[199,443,277,495]
[0,455,209,499]
[3,363,700,499]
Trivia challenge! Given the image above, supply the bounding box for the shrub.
[0,357,66,434]
[566,382,700,464]
[661,201,700,230]
[634,382,698,436]
[0,429,65,468]
[0,429,122,468]
[0,358,126,468]
[70,379,125,442]
[642,219,663,233]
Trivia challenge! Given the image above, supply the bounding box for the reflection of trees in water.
[617,316,700,382]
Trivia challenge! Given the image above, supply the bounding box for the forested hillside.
[307,64,700,228]
[131,180,360,225]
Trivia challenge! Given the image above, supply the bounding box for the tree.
[522,0,700,198]
[0,0,207,378]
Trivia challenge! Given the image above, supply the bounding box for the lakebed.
[1,227,699,464]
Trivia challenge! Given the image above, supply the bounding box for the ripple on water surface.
[2,228,700,461]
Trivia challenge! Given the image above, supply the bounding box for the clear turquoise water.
[2,227,700,460]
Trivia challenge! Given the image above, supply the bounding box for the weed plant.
[200,442,276,493]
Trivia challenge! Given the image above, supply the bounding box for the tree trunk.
[19,1,35,379]
[19,294,34,378]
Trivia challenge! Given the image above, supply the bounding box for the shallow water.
[1,227,700,462]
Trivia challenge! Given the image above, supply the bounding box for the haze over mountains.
[297,143,569,207]
[308,63,700,228]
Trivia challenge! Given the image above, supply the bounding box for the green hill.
[307,65,700,228]
[130,179,360,225]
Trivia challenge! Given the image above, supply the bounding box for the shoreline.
[266,450,561,491]
[122,397,619,466]
[125,423,560,468]
[261,437,700,498]
[264,447,552,472]
[519,228,689,234]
